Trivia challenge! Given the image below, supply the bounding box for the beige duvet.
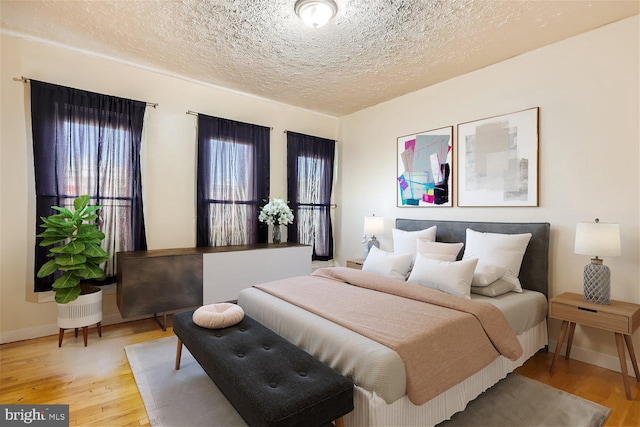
[254,267,523,406]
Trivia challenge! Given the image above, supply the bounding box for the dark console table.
[116,243,311,329]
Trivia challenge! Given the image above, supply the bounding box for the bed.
[237,219,550,426]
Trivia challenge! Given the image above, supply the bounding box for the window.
[287,132,336,260]
[196,115,270,246]
[31,80,147,291]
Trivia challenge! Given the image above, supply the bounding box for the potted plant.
[36,195,108,346]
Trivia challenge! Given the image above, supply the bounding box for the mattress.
[471,289,547,335]
[237,286,547,405]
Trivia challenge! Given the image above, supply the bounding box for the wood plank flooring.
[1,316,638,426]
[516,350,640,427]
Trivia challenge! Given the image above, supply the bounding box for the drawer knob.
[578,306,598,313]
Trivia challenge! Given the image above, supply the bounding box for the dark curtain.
[31,80,147,292]
[196,115,270,247]
[287,131,335,260]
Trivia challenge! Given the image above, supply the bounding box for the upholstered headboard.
[395,219,550,298]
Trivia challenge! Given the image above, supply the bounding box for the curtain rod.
[15,76,158,109]
[186,110,273,130]
[284,130,338,144]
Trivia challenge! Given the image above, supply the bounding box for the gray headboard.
[395,219,550,298]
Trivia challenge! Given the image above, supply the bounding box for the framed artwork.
[397,126,453,207]
[457,107,539,207]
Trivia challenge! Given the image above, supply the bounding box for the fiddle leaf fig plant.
[36,195,109,304]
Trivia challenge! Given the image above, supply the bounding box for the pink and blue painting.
[397,126,453,207]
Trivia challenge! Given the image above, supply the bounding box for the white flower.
[259,197,294,226]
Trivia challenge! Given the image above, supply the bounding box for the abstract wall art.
[457,107,539,207]
[397,126,453,207]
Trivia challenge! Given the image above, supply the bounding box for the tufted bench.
[173,309,353,427]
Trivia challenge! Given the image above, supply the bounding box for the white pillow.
[416,239,464,262]
[462,229,532,292]
[421,253,458,262]
[471,264,507,287]
[407,254,479,299]
[362,246,413,281]
[392,226,437,254]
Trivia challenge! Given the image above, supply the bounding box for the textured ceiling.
[1,0,638,116]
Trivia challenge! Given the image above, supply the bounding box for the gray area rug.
[437,372,611,427]
[125,336,611,427]
[125,336,247,427]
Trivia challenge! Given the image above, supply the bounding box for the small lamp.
[294,0,337,28]
[362,215,384,258]
[574,218,621,304]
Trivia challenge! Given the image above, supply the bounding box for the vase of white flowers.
[259,197,294,244]
[272,226,282,245]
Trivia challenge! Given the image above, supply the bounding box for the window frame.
[30,80,147,291]
[196,115,270,247]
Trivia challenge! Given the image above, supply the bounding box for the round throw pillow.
[192,303,244,329]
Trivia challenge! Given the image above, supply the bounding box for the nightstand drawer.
[551,302,630,333]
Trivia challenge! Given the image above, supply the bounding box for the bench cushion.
[173,310,353,427]
[192,303,244,329]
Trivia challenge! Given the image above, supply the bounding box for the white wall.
[0,34,338,343]
[2,16,639,374]
[336,16,639,371]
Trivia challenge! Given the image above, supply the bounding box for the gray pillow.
[471,278,516,297]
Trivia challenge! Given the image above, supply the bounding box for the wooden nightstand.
[346,258,364,270]
[550,292,640,400]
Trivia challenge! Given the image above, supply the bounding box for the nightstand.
[549,292,640,400]
[346,258,364,270]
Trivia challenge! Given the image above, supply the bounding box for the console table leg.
[615,333,632,400]
[551,320,569,373]
[154,312,167,331]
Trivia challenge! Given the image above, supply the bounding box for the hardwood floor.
[1,316,638,426]
[1,317,174,426]
[515,350,640,427]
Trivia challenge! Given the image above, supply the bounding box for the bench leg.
[175,338,183,370]
[335,417,344,427]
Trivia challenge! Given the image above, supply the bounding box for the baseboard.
[549,338,637,375]
[0,312,150,344]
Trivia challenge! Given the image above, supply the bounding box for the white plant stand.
[57,288,103,347]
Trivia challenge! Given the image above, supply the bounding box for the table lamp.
[362,215,384,258]
[574,218,621,304]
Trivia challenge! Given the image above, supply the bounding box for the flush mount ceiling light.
[294,0,337,28]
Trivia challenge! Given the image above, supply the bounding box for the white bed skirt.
[345,319,548,427]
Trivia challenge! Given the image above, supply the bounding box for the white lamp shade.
[364,216,384,236]
[295,0,337,28]
[574,222,621,257]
